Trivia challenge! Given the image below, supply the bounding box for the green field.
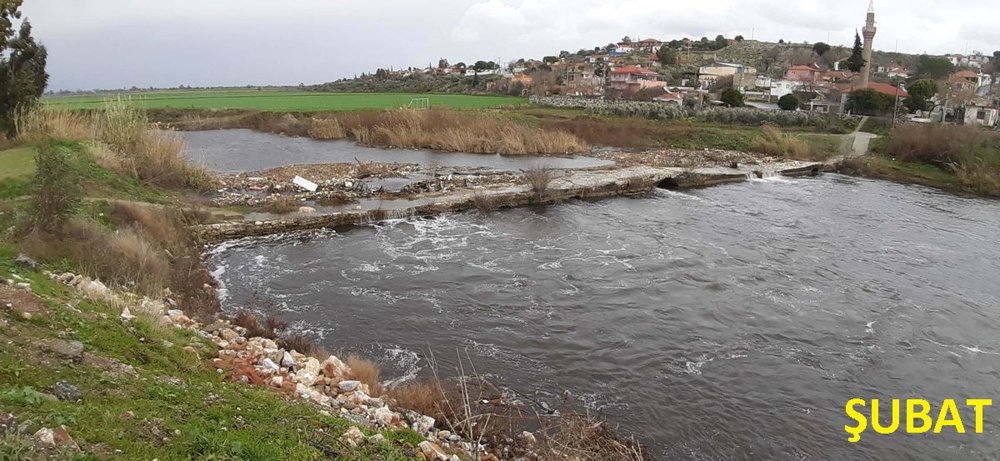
[44,90,527,112]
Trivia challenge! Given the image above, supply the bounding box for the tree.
[778,39,785,44]
[714,35,728,48]
[778,94,800,111]
[438,58,449,69]
[845,88,894,115]
[915,55,955,80]
[734,35,745,42]
[656,45,678,65]
[903,79,938,113]
[812,42,831,56]
[720,88,744,107]
[0,1,48,137]
[845,32,866,73]
[542,56,559,64]
[621,36,632,44]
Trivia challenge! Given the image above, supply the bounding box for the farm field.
[43,90,527,112]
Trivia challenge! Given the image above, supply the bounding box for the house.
[949,70,991,91]
[698,62,757,90]
[512,73,533,87]
[465,68,497,77]
[885,66,913,79]
[634,38,663,53]
[652,90,684,106]
[866,82,909,98]
[612,44,634,56]
[947,53,991,69]
[609,65,663,91]
[769,80,801,100]
[963,103,999,127]
[785,65,821,82]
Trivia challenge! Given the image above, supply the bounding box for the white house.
[465,69,497,77]
[964,105,999,128]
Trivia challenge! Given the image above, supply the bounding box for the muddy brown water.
[181,129,612,173]
[208,175,1000,460]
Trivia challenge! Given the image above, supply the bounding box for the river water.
[208,174,1000,460]
[182,129,611,173]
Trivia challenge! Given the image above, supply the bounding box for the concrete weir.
[192,161,823,243]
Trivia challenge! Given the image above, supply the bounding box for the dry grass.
[307,118,347,140]
[230,311,289,339]
[953,158,1000,196]
[347,354,382,396]
[537,413,647,461]
[22,219,172,295]
[385,379,452,422]
[263,195,300,214]
[751,125,813,159]
[472,191,496,213]
[14,108,97,143]
[524,166,554,199]
[887,124,986,166]
[335,109,587,155]
[315,193,353,207]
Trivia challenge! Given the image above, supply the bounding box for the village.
[359,2,998,128]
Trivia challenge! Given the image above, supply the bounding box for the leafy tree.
[907,79,938,100]
[454,62,466,70]
[714,35,728,48]
[558,50,570,58]
[915,55,955,80]
[734,35,745,42]
[656,45,678,65]
[903,79,938,112]
[542,56,560,64]
[0,0,48,137]
[438,58,449,69]
[846,88,894,115]
[812,42,831,56]
[621,36,632,44]
[778,39,785,44]
[720,88,744,107]
[845,32,866,73]
[778,94,800,111]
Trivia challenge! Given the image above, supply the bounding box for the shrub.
[231,311,289,340]
[278,334,323,357]
[721,88,744,107]
[524,166,553,199]
[385,379,451,423]
[100,97,148,154]
[778,94,800,111]
[29,141,81,233]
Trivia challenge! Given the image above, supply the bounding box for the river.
[182,129,611,173]
[208,174,1000,460]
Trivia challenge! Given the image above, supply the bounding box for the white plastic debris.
[293,176,318,192]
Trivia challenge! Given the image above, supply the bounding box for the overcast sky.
[20,0,1000,91]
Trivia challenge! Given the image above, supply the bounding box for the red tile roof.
[611,65,659,76]
[867,82,908,97]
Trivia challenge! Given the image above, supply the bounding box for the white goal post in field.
[405,97,430,110]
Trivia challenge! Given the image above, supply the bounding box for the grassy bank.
[842,124,1000,197]
[0,252,422,460]
[44,91,526,112]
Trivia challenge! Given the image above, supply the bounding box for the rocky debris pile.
[593,148,778,169]
[397,171,520,196]
[174,314,479,459]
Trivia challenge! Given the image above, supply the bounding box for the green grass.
[0,249,419,460]
[44,90,526,112]
[0,147,35,180]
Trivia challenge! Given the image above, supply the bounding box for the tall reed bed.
[330,109,587,155]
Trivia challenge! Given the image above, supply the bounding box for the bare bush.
[887,124,985,166]
[472,192,496,213]
[524,166,554,199]
[537,413,647,460]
